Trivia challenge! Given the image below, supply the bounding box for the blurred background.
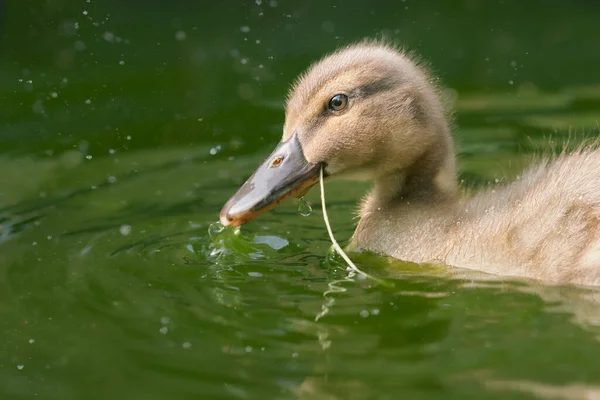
[1,1,600,399]
[3,0,600,157]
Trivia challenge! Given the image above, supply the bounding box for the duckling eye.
[270,156,284,168]
[328,94,348,112]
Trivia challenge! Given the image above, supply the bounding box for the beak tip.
[219,207,233,227]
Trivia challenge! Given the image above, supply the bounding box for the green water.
[2,1,600,399]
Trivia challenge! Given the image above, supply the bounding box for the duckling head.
[220,40,456,227]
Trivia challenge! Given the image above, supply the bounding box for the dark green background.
[1,1,600,399]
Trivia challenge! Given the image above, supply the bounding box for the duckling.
[220,40,600,286]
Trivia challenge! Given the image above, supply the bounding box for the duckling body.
[220,40,600,286]
[354,149,600,285]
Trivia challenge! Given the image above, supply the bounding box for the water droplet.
[298,197,312,217]
[119,224,132,236]
[209,221,225,240]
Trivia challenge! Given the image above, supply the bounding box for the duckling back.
[355,147,600,286]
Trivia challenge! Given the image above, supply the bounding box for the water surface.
[2,1,600,399]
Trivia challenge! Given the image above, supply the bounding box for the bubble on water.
[245,346,253,352]
[209,221,225,240]
[182,341,192,349]
[85,155,92,160]
[159,326,168,335]
[32,99,45,115]
[322,21,335,33]
[119,60,125,65]
[103,32,115,42]
[82,10,88,15]
[359,309,370,318]
[85,99,91,104]
[240,58,248,65]
[74,40,86,51]
[29,338,35,344]
[17,365,24,370]
[298,197,312,216]
[160,316,170,325]
[269,0,278,6]
[108,148,116,155]
[126,135,132,140]
[175,30,186,41]
[209,147,218,155]
[510,60,517,68]
[255,0,262,4]
[50,92,58,98]
[248,271,263,277]
[371,308,380,316]
[509,80,514,85]
[119,224,132,236]
[107,175,117,184]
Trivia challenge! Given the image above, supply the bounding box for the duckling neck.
[365,145,459,212]
[351,148,458,255]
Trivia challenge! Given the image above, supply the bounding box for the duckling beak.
[220,133,321,227]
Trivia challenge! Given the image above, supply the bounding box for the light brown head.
[220,40,457,226]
